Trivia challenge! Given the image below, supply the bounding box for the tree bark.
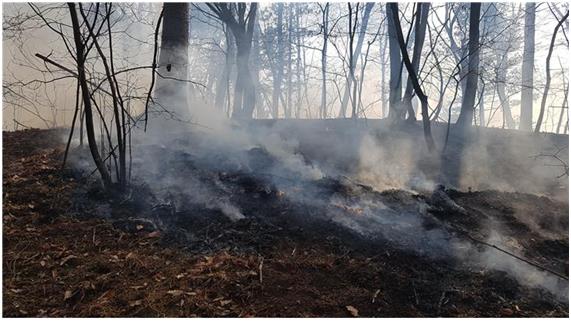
[519,3,535,131]
[272,3,284,118]
[456,3,481,128]
[215,27,233,112]
[387,3,402,121]
[320,3,329,119]
[207,3,258,119]
[380,22,387,118]
[68,2,112,189]
[535,10,569,133]
[402,3,430,122]
[487,3,515,129]
[155,3,190,122]
[295,4,302,118]
[339,3,374,118]
[388,3,435,152]
[556,82,568,133]
[286,4,293,119]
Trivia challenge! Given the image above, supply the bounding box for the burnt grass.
[3,128,569,317]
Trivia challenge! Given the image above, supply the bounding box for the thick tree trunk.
[232,37,256,119]
[456,3,481,128]
[520,3,535,131]
[155,3,190,121]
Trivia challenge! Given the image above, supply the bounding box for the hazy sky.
[2,2,569,132]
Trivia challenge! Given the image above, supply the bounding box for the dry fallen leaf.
[346,305,359,317]
[64,290,73,301]
[167,290,184,297]
[129,300,143,307]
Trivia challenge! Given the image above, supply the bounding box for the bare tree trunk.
[208,3,258,119]
[478,80,486,126]
[272,3,284,118]
[388,3,435,152]
[215,27,233,112]
[496,71,514,129]
[285,4,293,119]
[380,25,387,118]
[444,3,469,112]
[339,3,374,118]
[80,3,127,189]
[233,37,256,119]
[347,3,358,118]
[456,3,481,128]
[68,2,112,189]
[402,3,430,122]
[253,21,263,118]
[320,3,329,119]
[556,82,568,133]
[295,4,302,118]
[535,11,569,133]
[387,3,402,121]
[155,3,190,121]
[79,102,85,147]
[487,3,515,129]
[520,3,535,131]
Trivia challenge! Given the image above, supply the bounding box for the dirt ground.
[2,129,569,317]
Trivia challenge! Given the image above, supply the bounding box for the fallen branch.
[258,257,264,285]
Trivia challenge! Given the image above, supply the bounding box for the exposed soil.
[3,128,569,317]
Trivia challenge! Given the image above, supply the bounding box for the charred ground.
[2,126,569,317]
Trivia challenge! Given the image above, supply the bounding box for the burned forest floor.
[3,128,570,317]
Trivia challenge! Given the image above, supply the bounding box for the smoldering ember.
[1,1,569,318]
